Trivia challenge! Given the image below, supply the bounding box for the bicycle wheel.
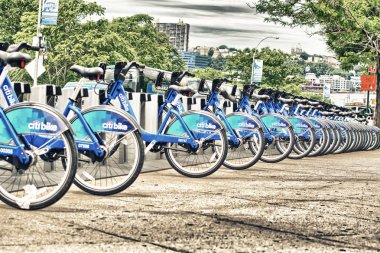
[71,106,144,196]
[308,119,328,157]
[288,117,316,159]
[223,113,265,170]
[259,115,295,163]
[164,111,228,178]
[0,103,77,210]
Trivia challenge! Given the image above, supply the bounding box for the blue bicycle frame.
[0,65,70,166]
[102,79,224,151]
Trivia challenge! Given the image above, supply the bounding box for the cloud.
[94,0,331,55]
[191,25,278,37]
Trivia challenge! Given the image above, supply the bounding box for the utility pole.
[33,0,43,87]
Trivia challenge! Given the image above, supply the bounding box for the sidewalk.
[1,150,379,252]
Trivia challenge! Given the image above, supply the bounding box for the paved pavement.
[1,150,379,252]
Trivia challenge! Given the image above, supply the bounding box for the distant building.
[319,75,353,92]
[307,56,323,63]
[305,73,318,84]
[157,20,190,51]
[291,46,303,56]
[192,46,212,56]
[324,56,341,69]
[180,52,209,70]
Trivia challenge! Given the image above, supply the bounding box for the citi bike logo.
[197,122,217,130]
[2,84,16,105]
[239,122,256,128]
[272,122,287,127]
[28,121,58,132]
[296,123,308,128]
[118,94,129,112]
[103,121,129,131]
[0,148,13,155]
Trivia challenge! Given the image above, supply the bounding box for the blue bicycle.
[233,85,296,163]
[194,78,265,170]
[0,42,77,209]
[61,63,145,196]
[257,89,317,159]
[99,62,228,178]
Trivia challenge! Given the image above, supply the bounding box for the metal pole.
[250,36,279,84]
[367,90,370,109]
[33,0,43,87]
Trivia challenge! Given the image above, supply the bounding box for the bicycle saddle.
[294,98,308,103]
[279,97,294,103]
[319,111,334,116]
[251,93,270,100]
[168,85,195,93]
[0,51,31,67]
[330,108,340,113]
[70,64,104,80]
[308,101,319,106]
[299,104,311,109]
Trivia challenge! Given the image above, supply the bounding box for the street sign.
[253,59,263,83]
[41,0,59,25]
[26,56,45,80]
[361,75,376,91]
[323,83,331,99]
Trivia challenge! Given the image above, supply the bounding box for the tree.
[224,47,305,90]
[208,48,214,57]
[2,1,184,86]
[193,67,225,80]
[300,52,310,61]
[308,62,335,76]
[209,56,226,70]
[250,0,380,126]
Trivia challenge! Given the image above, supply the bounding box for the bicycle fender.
[4,102,73,136]
[225,112,262,130]
[71,105,141,140]
[165,110,224,136]
[261,114,292,128]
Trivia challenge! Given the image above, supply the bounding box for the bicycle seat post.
[69,78,86,102]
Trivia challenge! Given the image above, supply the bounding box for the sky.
[94,0,333,56]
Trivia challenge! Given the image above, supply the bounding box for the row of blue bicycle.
[0,42,379,210]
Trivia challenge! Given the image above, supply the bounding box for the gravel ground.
[0,150,379,252]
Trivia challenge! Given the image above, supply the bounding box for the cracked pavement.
[0,150,379,252]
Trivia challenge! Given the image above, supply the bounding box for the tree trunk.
[375,54,380,127]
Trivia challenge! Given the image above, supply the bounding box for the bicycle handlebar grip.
[27,45,40,52]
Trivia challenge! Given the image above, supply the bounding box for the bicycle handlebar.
[6,41,40,53]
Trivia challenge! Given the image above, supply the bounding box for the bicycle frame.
[202,90,244,146]
[234,95,276,142]
[62,79,106,157]
[102,79,216,151]
[0,65,68,165]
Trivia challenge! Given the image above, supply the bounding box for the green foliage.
[306,62,335,76]
[251,0,380,125]
[299,52,309,61]
[2,1,184,85]
[224,47,305,90]
[208,48,214,57]
[193,67,225,80]
[209,56,226,71]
